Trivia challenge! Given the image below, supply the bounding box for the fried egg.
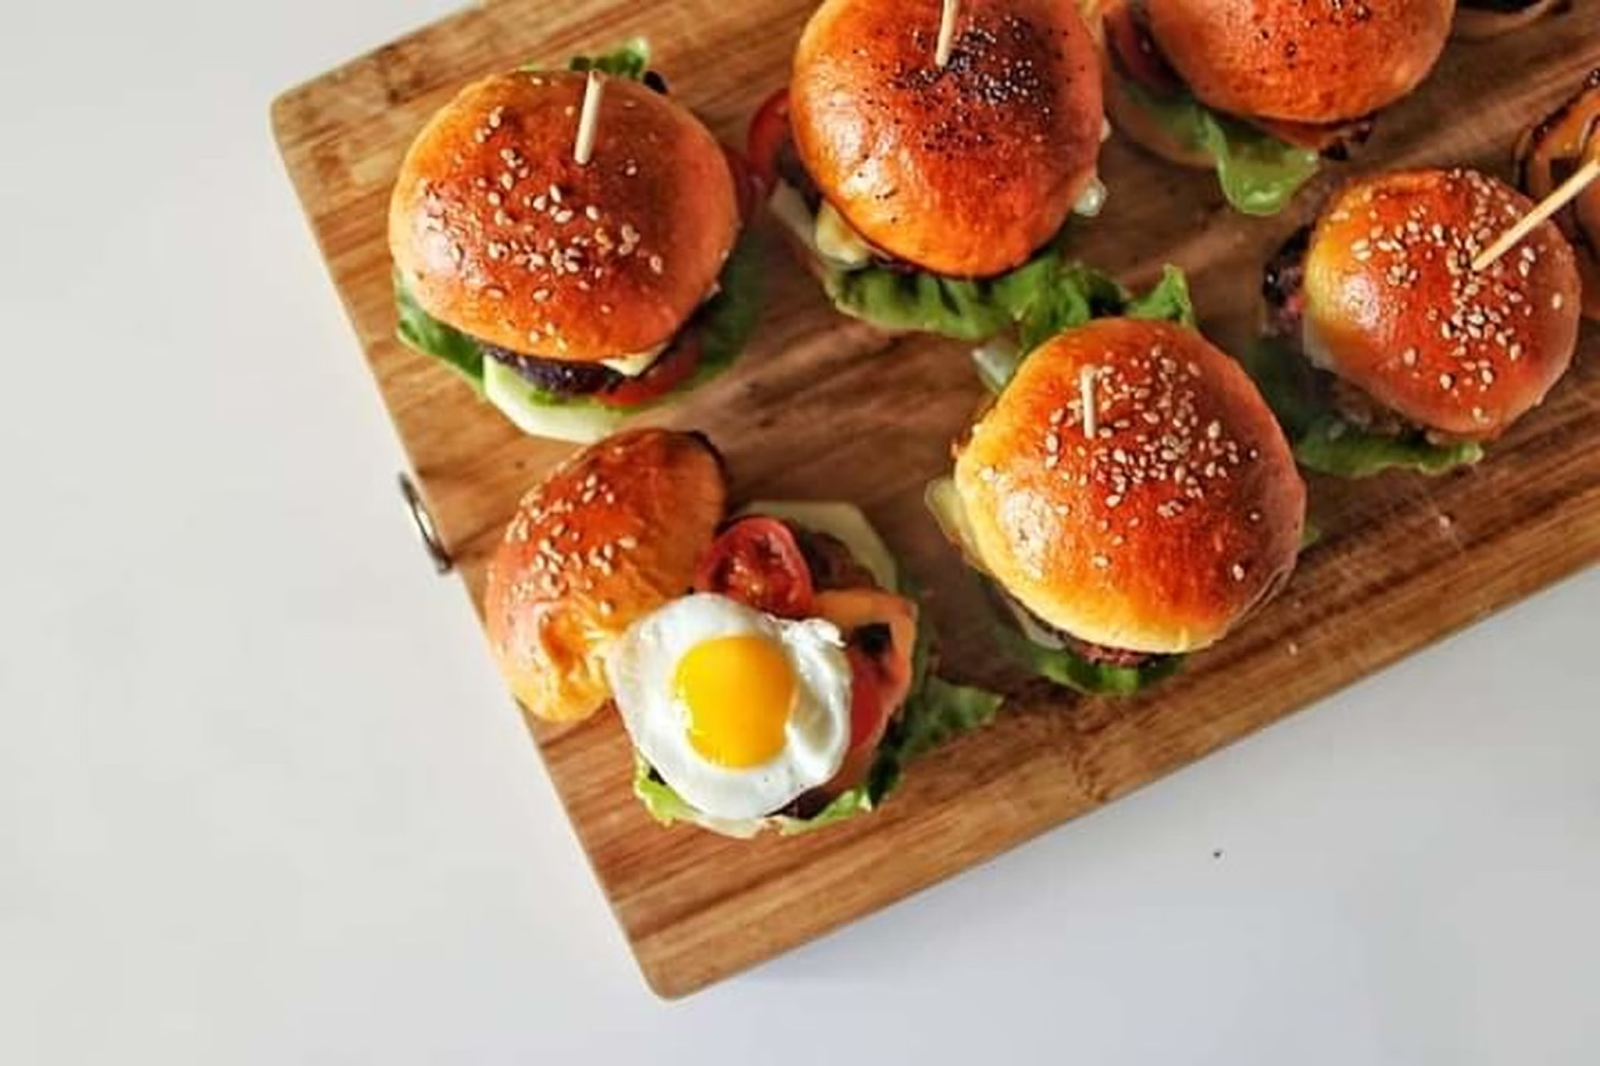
[604,594,852,820]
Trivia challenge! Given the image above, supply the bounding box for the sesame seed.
[648,254,664,274]
[1091,553,1110,570]
[1231,563,1246,582]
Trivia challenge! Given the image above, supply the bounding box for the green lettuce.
[565,38,651,80]
[990,618,1184,697]
[1241,339,1484,478]
[395,272,487,392]
[970,265,1196,391]
[393,227,764,414]
[824,243,1196,348]
[1119,79,1320,217]
[634,569,1004,837]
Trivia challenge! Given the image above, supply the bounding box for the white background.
[3,2,1598,1063]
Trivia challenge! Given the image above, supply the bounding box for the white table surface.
[3,2,1597,1063]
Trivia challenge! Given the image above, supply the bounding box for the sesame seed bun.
[483,430,727,723]
[789,0,1104,277]
[1515,68,1600,321]
[1453,0,1558,39]
[390,71,739,362]
[1302,168,1582,440]
[954,319,1305,655]
[1143,0,1454,125]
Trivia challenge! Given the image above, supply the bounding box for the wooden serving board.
[273,0,1600,997]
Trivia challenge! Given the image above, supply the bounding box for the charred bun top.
[483,430,728,722]
[954,319,1305,654]
[1144,0,1454,125]
[390,71,739,362]
[790,0,1104,277]
[1302,168,1581,439]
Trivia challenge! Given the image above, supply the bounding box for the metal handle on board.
[398,473,454,575]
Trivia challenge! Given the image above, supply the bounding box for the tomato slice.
[693,517,816,618]
[596,331,702,408]
[723,146,764,223]
[1102,0,1182,97]
[811,588,919,795]
[747,88,791,196]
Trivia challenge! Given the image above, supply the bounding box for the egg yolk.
[673,635,797,769]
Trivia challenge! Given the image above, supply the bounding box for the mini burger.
[1255,168,1582,477]
[1096,0,1455,214]
[390,42,762,443]
[748,0,1109,339]
[483,429,1001,837]
[1454,0,1561,39]
[1517,68,1600,318]
[930,317,1306,695]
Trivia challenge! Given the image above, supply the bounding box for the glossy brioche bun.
[954,319,1305,654]
[1302,168,1581,440]
[1453,0,1557,39]
[483,430,727,722]
[1143,0,1454,124]
[390,71,738,362]
[790,0,1104,277]
[1515,68,1600,320]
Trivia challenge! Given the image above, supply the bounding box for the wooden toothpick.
[1472,156,1600,272]
[1079,365,1099,439]
[573,70,604,165]
[936,0,960,67]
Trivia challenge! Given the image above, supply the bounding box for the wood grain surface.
[273,1,1600,997]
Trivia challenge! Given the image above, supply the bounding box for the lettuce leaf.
[823,244,1196,349]
[968,264,1196,390]
[824,265,1017,341]
[1293,417,1483,478]
[1119,79,1320,217]
[632,555,1004,837]
[991,620,1185,696]
[560,38,652,80]
[1239,339,1484,478]
[394,272,486,392]
[392,227,763,417]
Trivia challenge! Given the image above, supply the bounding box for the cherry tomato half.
[747,88,792,196]
[693,517,816,618]
[596,332,702,409]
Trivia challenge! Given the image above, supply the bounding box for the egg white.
[604,593,852,820]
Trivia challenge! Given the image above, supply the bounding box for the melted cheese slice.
[814,201,874,267]
[600,343,668,378]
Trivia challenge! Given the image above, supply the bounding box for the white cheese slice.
[769,180,822,254]
[600,342,668,378]
[814,201,875,268]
